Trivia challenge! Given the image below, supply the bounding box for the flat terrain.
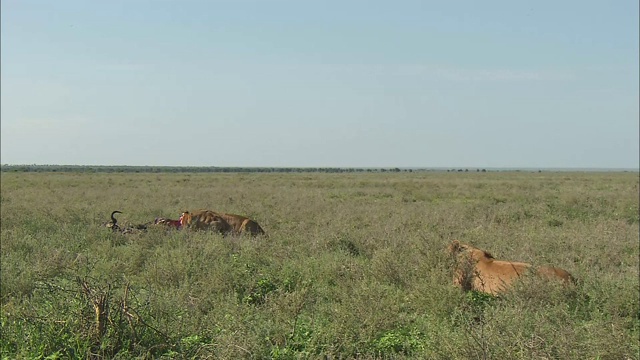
[1,171,638,359]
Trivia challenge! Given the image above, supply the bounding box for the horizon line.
[1,164,638,172]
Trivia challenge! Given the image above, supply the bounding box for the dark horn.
[110,210,122,225]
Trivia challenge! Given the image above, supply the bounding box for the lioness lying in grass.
[448,240,575,295]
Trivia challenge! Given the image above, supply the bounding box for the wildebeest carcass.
[104,210,123,231]
[153,217,182,229]
[104,210,151,234]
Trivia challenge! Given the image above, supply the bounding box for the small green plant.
[269,320,314,359]
[547,218,564,227]
[624,206,639,224]
[467,290,495,309]
[243,277,278,305]
[177,334,210,357]
[372,328,425,356]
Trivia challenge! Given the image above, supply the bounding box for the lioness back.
[218,213,266,236]
[181,210,233,234]
[537,266,576,284]
[239,218,266,236]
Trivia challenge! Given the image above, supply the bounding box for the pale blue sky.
[2,0,638,168]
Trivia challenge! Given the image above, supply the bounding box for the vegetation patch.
[1,171,638,358]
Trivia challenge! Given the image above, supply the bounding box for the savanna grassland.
[1,171,638,359]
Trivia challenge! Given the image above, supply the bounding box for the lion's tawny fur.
[447,240,575,295]
[216,212,266,236]
[180,210,266,236]
[180,210,233,234]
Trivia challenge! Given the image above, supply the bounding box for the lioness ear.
[450,240,461,252]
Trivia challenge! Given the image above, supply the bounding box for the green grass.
[1,171,638,359]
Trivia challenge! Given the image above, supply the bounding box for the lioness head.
[448,240,494,261]
[447,239,463,255]
[179,211,191,226]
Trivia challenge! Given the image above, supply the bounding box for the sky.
[1,0,638,169]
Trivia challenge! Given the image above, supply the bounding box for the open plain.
[1,171,638,359]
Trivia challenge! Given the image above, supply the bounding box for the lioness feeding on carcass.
[178,210,233,234]
[180,210,265,236]
[104,209,265,237]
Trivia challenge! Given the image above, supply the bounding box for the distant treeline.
[0,165,500,173]
[0,165,402,173]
